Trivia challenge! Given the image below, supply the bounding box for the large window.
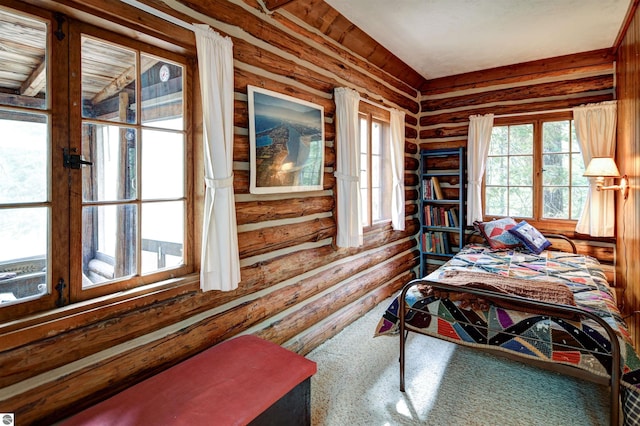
[0,6,192,319]
[359,104,392,227]
[484,115,588,227]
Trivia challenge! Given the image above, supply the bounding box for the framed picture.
[248,85,325,194]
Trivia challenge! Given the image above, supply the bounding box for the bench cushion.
[64,335,317,426]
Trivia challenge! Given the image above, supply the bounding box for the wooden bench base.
[63,335,317,425]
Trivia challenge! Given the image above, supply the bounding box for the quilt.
[375,244,640,423]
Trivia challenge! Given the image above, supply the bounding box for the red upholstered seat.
[64,335,317,426]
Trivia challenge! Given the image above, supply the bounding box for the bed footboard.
[398,278,622,425]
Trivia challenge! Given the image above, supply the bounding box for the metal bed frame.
[398,238,623,425]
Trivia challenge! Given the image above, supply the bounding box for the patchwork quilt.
[375,244,640,423]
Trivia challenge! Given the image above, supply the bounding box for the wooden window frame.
[0,4,196,323]
[483,112,580,233]
[359,102,391,229]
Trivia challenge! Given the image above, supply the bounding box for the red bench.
[64,335,317,425]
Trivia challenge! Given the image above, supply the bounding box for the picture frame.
[248,85,325,194]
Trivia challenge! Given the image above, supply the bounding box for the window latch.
[63,148,93,169]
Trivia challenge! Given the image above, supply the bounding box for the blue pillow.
[508,221,551,254]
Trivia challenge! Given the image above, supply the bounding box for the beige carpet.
[307,296,609,425]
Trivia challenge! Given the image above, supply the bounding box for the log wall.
[615,0,640,348]
[0,0,421,423]
[418,49,619,284]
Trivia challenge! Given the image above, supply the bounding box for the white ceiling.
[324,0,632,80]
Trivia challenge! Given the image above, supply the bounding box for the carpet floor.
[307,296,609,425]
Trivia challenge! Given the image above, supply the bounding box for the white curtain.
[334,87,362,247]
[466,114,494,225]
[390,109,406,231]
[574,100,617,237]
[194,24,241,292]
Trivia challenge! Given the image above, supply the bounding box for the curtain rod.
[120,0,195,31]
[494,107,573,119]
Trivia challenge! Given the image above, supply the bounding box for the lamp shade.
[583,157,620,177]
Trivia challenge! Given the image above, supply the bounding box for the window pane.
[543,153,569,186]
[82,204,137,286]
[371,190,381,222]
[371,155,381,188]
[571,187,588,220]
[571,120,580,152]
[372,121,381,155]
[82,36,136,124]
[543,187,569,219]
[360,152,368,189]
[141,56,183,130]
[141,201,184,274]
[508,187,532,217]
[543,121,570,153]
[509,124,533,154]
[571,153,588,186]
[0,113,47,203]
[0,207,47,303]
[489,127,508,155]
[360,188,368,225]
[82,123,137,202]
[508,156,532,186]
[359,118,367,153]
[0,9,47,110]
[486,157,507,185]
[485,187,507,216]
[142,129,184,199]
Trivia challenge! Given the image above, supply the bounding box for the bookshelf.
[420,147,466,277]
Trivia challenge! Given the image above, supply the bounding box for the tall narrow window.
[79,36,186,292]
[0,9,50,305]
[485,124,534,217]
[359,105,391,227]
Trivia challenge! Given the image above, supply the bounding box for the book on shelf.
[432,177,443,200]
[424,205,459,228]
[422,231,452,255]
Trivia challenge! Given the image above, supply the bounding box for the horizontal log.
[238,217,335,258]
[256,249,419,344]
[406,188,419,202]
[424,155,461,171]
[236,195,334,225]
[285,270,415,355]
[419,49,615,93]
[422,75,613,112]
[420,125,469,140]
[419,140,467,151]
[420,93,614,126]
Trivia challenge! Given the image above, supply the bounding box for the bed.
[375,238,640,425]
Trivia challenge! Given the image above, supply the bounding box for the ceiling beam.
[262,0,296,11]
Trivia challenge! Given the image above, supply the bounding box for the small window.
[484,115,587,225]
[359,105,392,227]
